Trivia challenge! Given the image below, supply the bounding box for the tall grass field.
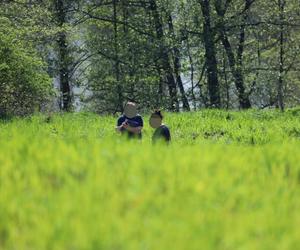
[1,109,300,250]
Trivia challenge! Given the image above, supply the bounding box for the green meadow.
[1,109,300,250]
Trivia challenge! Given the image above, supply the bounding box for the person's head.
[149,110,163,129]
[124,102,137,118]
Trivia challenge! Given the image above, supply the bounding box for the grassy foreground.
[0,109,300,250]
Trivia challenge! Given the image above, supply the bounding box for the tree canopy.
[1,0,300,115]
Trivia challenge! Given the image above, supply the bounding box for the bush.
[0,17,53,118]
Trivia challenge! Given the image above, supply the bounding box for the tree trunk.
[167,14,190,111]
[199,0,221,108]
[113,0,123,112]
[55,0,71,111]
[215,0,251,109]
[222,50,230,109]
[185,30,197,110]
[149,0,179,111]
[220,31,251,109]
[277,0,285,111]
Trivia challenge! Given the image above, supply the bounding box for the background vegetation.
[1,0,300,114]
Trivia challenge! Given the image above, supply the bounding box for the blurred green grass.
[0,109,300,250]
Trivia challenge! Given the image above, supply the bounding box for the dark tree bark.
[156,65,164,107]
[113,0,124,112]
[55,0,72,111]
[220,31,251,109]
[143,4,165,108]
[149,0,179,111]
[185,30,197,110]
[199,0,221,108]
[277,0,285,111]
[222,50,230,109]
[215,0,252,109]
[167,14,190,111]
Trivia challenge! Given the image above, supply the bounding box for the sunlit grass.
[0,109,300,250]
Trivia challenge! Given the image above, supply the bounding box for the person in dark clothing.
[149,110,171,144]
[116,102,143,139]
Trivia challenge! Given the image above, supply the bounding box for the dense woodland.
[1,0,300,116]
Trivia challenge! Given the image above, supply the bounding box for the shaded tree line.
[1,0,300,116]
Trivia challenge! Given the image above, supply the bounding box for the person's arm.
[166,128,171,141]
[122,116,143,134]
[115,125,122,133]
[116,118,125,133]
[163,126,171,142]
[123,125,142,134]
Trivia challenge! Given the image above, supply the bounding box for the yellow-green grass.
[0,109,300,250]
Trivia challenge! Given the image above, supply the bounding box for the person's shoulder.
[161,125,170,135]
[117,115,125,122]
[161,124,170,130]
[161,124,171,140]
[135,114,144,120]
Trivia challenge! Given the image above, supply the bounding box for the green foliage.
[2,0,300,113]
[0,17,52,117]
[0,109,300,249]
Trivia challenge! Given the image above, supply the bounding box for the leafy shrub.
[0,17,52,118]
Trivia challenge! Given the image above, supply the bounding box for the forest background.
[1,0,300,117]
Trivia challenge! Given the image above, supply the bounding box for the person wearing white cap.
[116,102,144,139]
